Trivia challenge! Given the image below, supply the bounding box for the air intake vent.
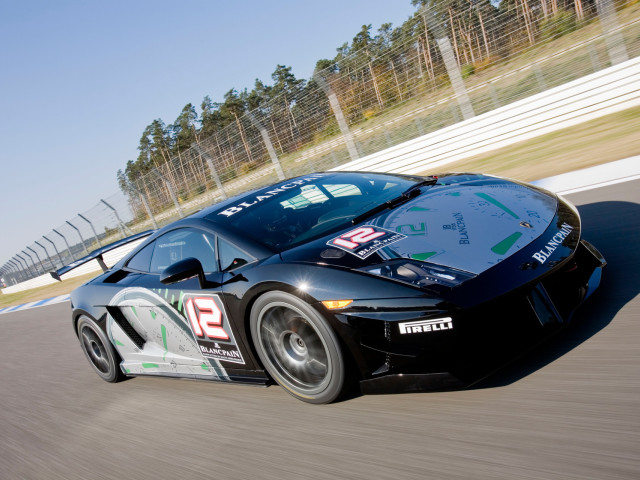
[106,306,146,349]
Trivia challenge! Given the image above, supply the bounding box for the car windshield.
[205,172,424,251]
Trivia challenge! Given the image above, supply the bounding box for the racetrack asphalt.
[0,180,638,479]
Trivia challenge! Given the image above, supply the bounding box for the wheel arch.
[72,308,103,339]
[240,281,316,373]
[240,281,362,384]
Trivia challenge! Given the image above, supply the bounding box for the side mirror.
[160,257,205,288]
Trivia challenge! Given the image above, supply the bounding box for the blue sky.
[0,0,418,269]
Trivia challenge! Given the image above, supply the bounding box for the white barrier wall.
[331,57,640,175]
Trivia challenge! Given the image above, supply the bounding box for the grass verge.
[0,272,99,309]
[417,106,640,181]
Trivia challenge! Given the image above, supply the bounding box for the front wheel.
[250,292,345,404]
[77,315,123,383]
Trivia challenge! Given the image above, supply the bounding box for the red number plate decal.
[327,225,406,259]
[183,293,244,364]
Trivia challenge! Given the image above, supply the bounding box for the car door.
[107,227,246,382]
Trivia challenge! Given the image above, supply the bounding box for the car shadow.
[474,200,640,390]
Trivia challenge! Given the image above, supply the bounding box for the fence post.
[7,267,19,285]
[43,235,64,268]
[6,261,17,282]
[588,43,602,73]
[77,213,102,248]
[100,199,134,236]
[313,71,360,162]
[11,262,24,283]
[533,64,547,92]
[152,170,184,218]
[191,143,228,199]
[53,228,75,262]
[66,220,89,255]
[22,250,42,276]
[245,113,286,180]
[13,259,26,282]
[423,8,475,121]
[15,254,34,278]
[9,259,25,281]
[596,0,628,66]
[125,182,158,229]
[26,247,45,275]
[138,191,159,229]
[35,240,56,271]
[488,81,500,109]
[6,262,21,283]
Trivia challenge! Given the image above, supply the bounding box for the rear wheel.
[77,315,122,383]
[250,291,345,404]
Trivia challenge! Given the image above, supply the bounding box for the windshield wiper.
[351,176,437,225]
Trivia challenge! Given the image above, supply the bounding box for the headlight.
[358,259,476,288]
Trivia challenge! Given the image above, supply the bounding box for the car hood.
[283,175,559,275]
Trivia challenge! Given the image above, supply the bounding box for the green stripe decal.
[491,232,523,255]
[201,362,210,371]
[130,306,137,317]
[411,252,437,261]
[161,325,168,350]
[161,324,168,361]
[408,206,430,211]
[114,339,125,346]
[164,288,168,299]
[142,363,159,369]
[178,292,185,313]
[150,310,156,320]
[475,193,519,219]
[170,294,175,305]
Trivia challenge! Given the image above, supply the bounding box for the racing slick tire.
[77,315,123,383]
[250,291,345,404]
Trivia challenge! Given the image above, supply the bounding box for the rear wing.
[50,230,154,281]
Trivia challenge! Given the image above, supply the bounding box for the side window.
[149,229,218,274]
[219,238,252,271]
[127,242,154,272]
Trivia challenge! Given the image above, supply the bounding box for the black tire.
[77,315,123,383]
[250,291,345,404]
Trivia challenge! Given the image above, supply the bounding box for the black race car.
[67,171,605,403]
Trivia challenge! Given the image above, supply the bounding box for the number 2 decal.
[331,227,386,249]
[185,297,230,340]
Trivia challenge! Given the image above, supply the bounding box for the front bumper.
[337,239,606,395]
